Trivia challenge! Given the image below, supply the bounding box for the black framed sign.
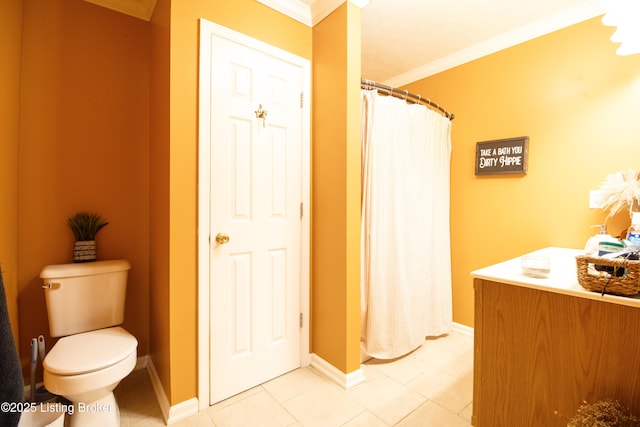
[475,136,528,175]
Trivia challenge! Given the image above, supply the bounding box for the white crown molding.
[257,0,369,27]
[311,0,343,25]
[349,0,370,8]
[257,0,313,26]
[385,0,606,87]
[310,0,370,26]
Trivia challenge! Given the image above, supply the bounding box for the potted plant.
[66,212,109,263]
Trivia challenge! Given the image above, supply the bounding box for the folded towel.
[0,270,23,427]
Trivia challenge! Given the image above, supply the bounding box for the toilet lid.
[44,327,138,375]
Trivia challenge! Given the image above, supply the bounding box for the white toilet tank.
[40,260,131,337]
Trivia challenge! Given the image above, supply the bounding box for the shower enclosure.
[360,82,453,359]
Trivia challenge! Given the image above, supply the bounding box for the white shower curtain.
[360,89,453,359]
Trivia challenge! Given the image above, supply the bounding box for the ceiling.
[84,0,607,86]
[361,0,605,85]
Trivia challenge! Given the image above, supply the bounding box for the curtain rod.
[361,79,454,120]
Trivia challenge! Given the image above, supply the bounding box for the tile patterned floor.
[116,331,473,426]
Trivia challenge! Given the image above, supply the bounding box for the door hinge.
[300,92,304,109]
[300,313,303,328]
[300,202,304,219]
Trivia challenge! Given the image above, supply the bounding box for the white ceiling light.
[601,0,640,55]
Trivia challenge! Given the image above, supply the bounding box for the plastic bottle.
[627,212,640,250]
[584,224,618,256]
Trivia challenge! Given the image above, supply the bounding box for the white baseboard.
[146,356,199,425]
[134,355,148,370]
[452,322,474,337]
[166,398,199,425]
[144,356,169,422]
[309,353,366,390]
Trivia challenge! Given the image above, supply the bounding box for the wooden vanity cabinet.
[472,278,640,426]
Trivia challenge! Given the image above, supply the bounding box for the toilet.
[40,260,137,427]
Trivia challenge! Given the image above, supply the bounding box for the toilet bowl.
[40,260,137,427]
[17,405,65,427]
[43,327,137,426]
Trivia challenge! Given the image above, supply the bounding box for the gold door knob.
[215,233,230,245]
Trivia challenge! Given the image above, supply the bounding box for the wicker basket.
[576,255,640,296]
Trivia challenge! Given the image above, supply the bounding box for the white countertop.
[471,247,640,308]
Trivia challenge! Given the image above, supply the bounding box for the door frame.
[197,19,311,410]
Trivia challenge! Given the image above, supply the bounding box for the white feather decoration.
[599,169,640,219]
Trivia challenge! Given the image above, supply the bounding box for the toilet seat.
[44,327,137,376]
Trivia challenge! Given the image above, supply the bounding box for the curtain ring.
[403,90,408,101]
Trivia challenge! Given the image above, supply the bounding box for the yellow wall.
[17,0,150,377]
[13,0,638,410]
[312,2,362,374]
[149,0,312,404]
[404,17,640,327]
[0,0,24,348]
[10,0,361,408]
[149,0,171,403]
[18,0,622,407]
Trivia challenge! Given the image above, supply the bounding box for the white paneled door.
[200,21,310,405]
